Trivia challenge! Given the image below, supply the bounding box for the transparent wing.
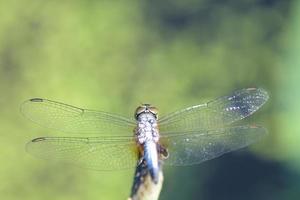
[26,136,139,170]
[159,88,269,134]
[159,125,267,166]
[20,98,136,135]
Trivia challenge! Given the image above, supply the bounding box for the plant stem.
[128,161,163,200]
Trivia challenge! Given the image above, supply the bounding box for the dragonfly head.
[135,104,158,120]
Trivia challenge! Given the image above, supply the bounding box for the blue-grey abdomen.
[144,141,159,183]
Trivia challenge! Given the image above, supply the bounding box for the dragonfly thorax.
[136,113,159,144]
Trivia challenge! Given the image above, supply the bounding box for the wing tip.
[247,125,268,140]
[20,98,44,113]
[247,87,269,101]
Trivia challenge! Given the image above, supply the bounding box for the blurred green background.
[1,0,300,199]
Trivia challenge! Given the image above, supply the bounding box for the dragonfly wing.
[26,136,139,170]
[159,126,267,166]
[159,88,269,134]
[21,98,136,135]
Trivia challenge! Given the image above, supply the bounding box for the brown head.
[134,104,158,120]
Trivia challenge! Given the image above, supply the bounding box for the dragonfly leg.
[157,143,169,159]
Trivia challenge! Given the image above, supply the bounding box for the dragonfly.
[21,88,269,183]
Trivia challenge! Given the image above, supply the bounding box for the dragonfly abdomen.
[143,141,159,183]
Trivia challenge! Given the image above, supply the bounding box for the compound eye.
[135,106,146,119]
[148,106,158,117]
